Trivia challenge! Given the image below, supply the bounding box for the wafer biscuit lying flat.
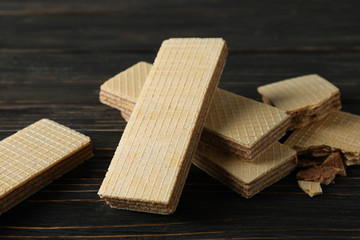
[257,74,341,129]
[195,142,297,198]
[100,62,290,160]
[0,119,93,215]
[121,111,297,198]
[285,111,360,166]
[98,38,228,214]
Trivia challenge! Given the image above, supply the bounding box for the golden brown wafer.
[0,119,93,215]
[98,38,228,214]
[257,74,341,129]
[100,62,291,160]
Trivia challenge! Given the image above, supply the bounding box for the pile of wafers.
[1,38,360,215]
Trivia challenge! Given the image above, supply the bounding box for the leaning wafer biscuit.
[285,111,360,166]
[0,119,93,215]
[98,38,228,214]
[100,62,291,160]
[257,74,341,129]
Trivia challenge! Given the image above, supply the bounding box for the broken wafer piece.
[0,119,93,215]
[100,62,291,160]
[257,74,341,129]
[321,152,346,176]
[195,142,297,198]
[298,181,322,197]
[297,166,341,185]
[285,111,360,166]
[98,38,228,214]
[297,155,326,168]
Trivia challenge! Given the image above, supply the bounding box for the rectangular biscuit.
[0,119,93,215]
[257,74,341,129]
[195,142,297,198]
[285,111,360,166]
[100,62,291,160]
[98,38,228,214]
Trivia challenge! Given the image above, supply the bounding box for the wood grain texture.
[1,0,360,239]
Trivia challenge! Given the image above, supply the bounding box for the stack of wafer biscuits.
[100,62,292,160]
[99,52,297,205]
[258,74,360,197]
[0,119,93,215]
[258,74,341,129]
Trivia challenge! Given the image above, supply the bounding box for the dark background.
[1,1,360,239]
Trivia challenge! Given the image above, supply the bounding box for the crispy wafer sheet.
[98,38,228,214]
[195,142,297,198]
[100,62,290,160]
[0,119,93,214]
[298,180,322,197]
[257,74,341,129]
[285,111,360,166]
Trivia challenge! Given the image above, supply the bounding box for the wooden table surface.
[1,1,360,239]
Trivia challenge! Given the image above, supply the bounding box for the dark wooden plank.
[0,0,360,50]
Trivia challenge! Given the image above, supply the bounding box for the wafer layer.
[98,38,228,214]
[194,142,297,198]
[0,119,93,214]
[100,62,290,160]
[257,74,341,129]
[285,111,360,166]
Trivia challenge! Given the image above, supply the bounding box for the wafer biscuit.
[0,119,93,215]
[100,62,291,160]
[98,38,228,214]
[257,74,341,129]
[285,111,360,166]
[298,181,322,197]
[195,142,297,198]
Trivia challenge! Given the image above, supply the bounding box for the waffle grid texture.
[257,74,340,113]
[100,62,152,103]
